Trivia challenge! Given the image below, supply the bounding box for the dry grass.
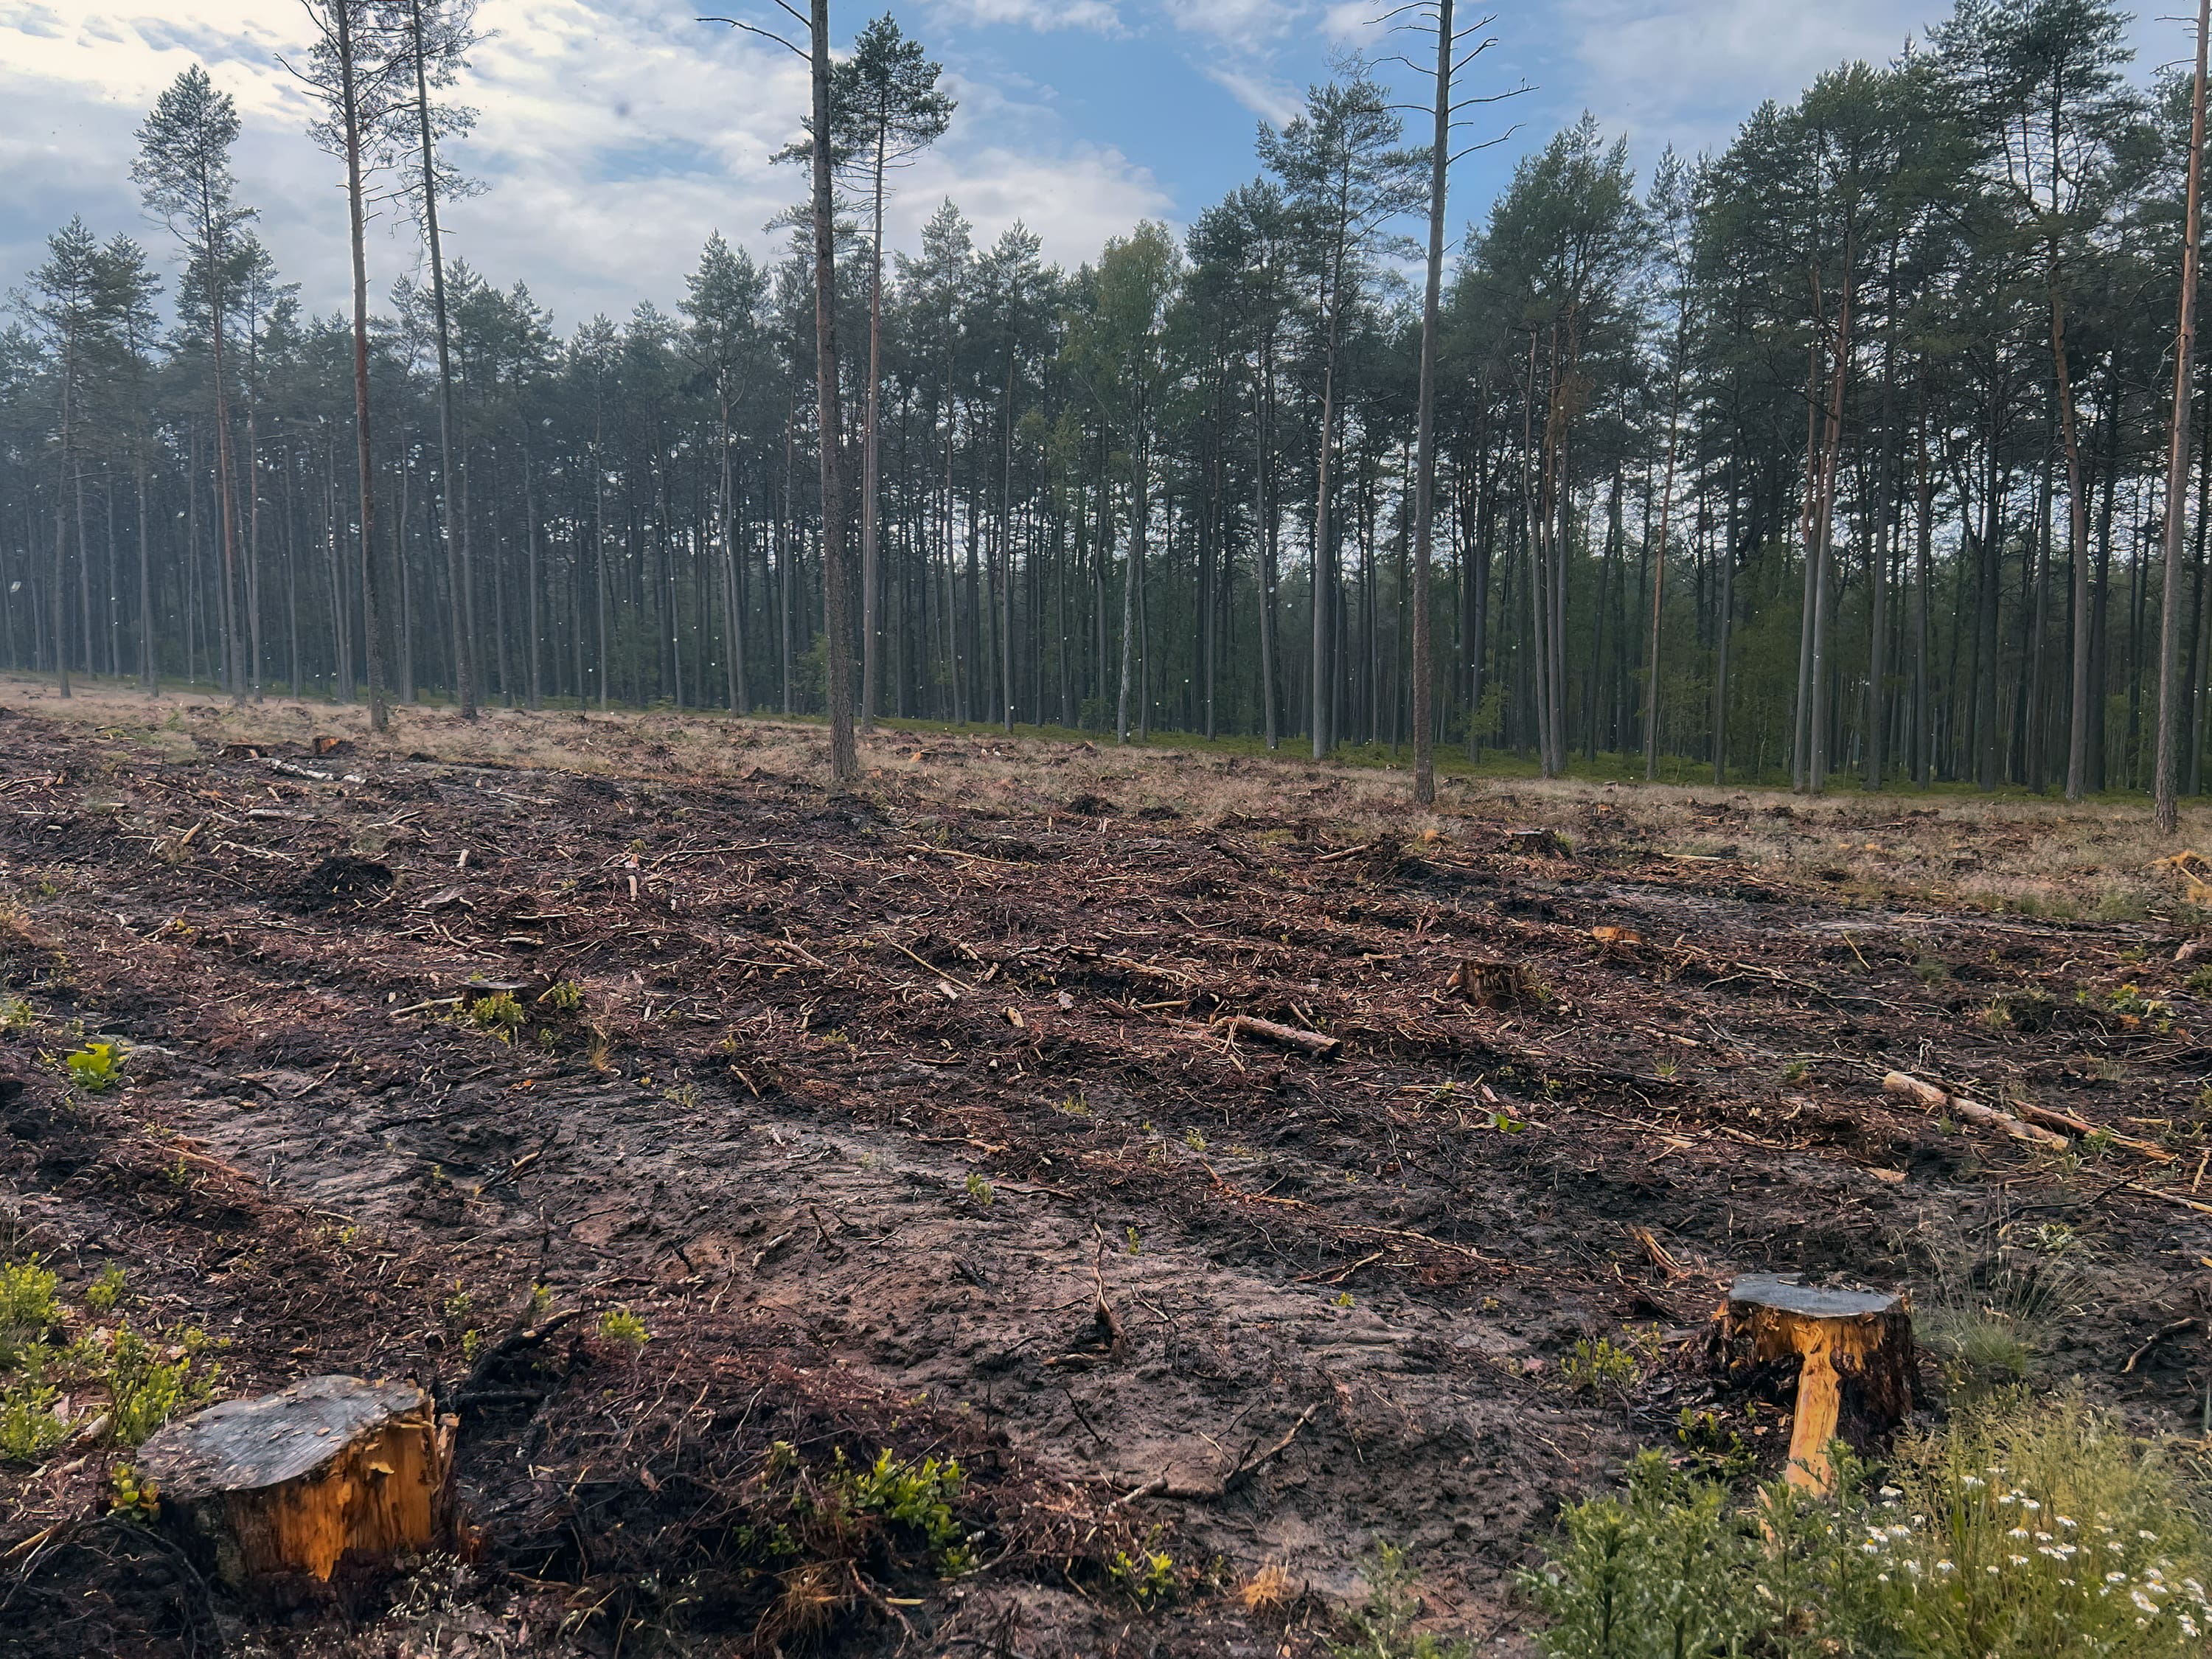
[9,673,2211,922]
[1235,1560,1301,1613]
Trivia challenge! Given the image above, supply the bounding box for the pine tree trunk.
[809,4,857,780]
[334,3,386,730]
[1409,0,1450,804]
[2157,0,2210,834]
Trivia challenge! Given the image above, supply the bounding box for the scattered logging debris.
[1882,1071,2171,1159]
[1720,1276,1913,1492]
[1881,1071,2070,1152]
[136,1376,457,1587]
[1215,1013,1340,1059]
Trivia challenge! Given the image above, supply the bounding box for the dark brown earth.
[1,705,2210,1657]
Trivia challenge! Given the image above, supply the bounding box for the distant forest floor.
[3,678,2212,1656]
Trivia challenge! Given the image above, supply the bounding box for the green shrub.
[0,1256,58,1366]
[108,1463,159,1521]
[0,1365,65,1463]
[62,1040,123,1091]
[834,1447,970,1571]
[91,1321,220,1445]
[597,1307,650,1350]
[1525,1393,2212,1658]
[83,1263,126,1314]
[1330,1542,1468,1658]
[464,992,526,1040]
[1107,1541,1177,1608]
[1560,1336,1641,1394]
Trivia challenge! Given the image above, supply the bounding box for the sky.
[0,0,2195,333]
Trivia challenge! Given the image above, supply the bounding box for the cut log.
[1720,1275,1913,1493]
[136,1375,456,1587]
[1216,1015,1340,1059]
[1881,1071,2069,1152]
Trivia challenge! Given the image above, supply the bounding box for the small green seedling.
[63,1041,123,1092]
[85,1263,126,1314]
[598,1307,650,1350]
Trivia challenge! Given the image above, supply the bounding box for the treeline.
[4,0,2211,797]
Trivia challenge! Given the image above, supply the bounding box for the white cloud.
[930,0,1123,32]
[1200,63,1303,126]
[0,0,1168,327]
[1164,0,1300,41]
[1555,0,1924,142]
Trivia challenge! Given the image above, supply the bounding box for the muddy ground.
[2,695,2211,1658]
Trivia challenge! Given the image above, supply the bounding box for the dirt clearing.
[4,687,2212,1656]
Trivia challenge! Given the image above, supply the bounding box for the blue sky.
[0,0,2191,331]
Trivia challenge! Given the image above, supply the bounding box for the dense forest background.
[5,0,2210,796]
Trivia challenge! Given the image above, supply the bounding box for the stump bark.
[136,1375,456,1587]
[1720,1275,1913,1492]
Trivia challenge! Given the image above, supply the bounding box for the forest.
[9,0,2212,804]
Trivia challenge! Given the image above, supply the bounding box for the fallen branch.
[1090,1243,1125,1354]
[2005,1099,2174,1163]
[1882,1072,2069,1152]
[1887,1071,2173,1161]
[2123,1317,2199,1374]
[1216,1014,1340,1060]
[2118,1181,2212,1220]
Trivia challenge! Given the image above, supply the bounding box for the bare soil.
[2,690,2211,1658]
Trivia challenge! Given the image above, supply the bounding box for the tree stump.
[136,1375,457,1587]
[1720,1275,1913,1493]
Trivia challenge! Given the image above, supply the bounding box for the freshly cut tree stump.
[1720,1276,1913,1493]
[136,1376,457,1586]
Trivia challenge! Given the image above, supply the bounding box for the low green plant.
[62,1040,123,1091]
[108,1463,159,1521]
[0,1257,59,1366]
[833,1447,971,1572]
[2100,982,2178,1032]
[0,994,33,1032]
[1526,1393,2212,1659]
[540,979,585,1012]
[464,992,526,1040]
[1108,1540,1178,1609]
[84,1263,126,1313]
[1560,1336,1641,1393]
[0,1365,65,1463]
[88,1321,220,1445]
[1673,1408,1755,1482]
[598,1307,650,1350]
[1330,1542,1468,1659]
[965,1172,995,1206]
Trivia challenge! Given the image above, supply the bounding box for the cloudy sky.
[0,0,2191,332]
